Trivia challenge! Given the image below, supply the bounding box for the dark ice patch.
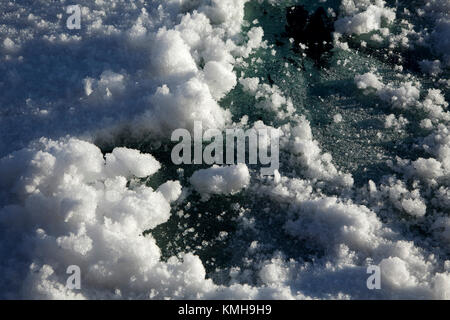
[285,5,335,67]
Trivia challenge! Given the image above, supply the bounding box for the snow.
[240,77,295,119]
[335,1,396,35]
[0,138,195,299]
[239,77,260,93]
[280,116,354,187]
[157,181,183,203]
[333,114,343,123]
[355,72,421,109]
[379,257,417,288]
[355,72,384,91]
[0,0,450,300]
[105,147,161,178]
[190,164,251,200]
[204,61,237,100]
[0,0,259,156]
[384,114,408,130]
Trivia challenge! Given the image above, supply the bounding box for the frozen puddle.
[0,0,449,299]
